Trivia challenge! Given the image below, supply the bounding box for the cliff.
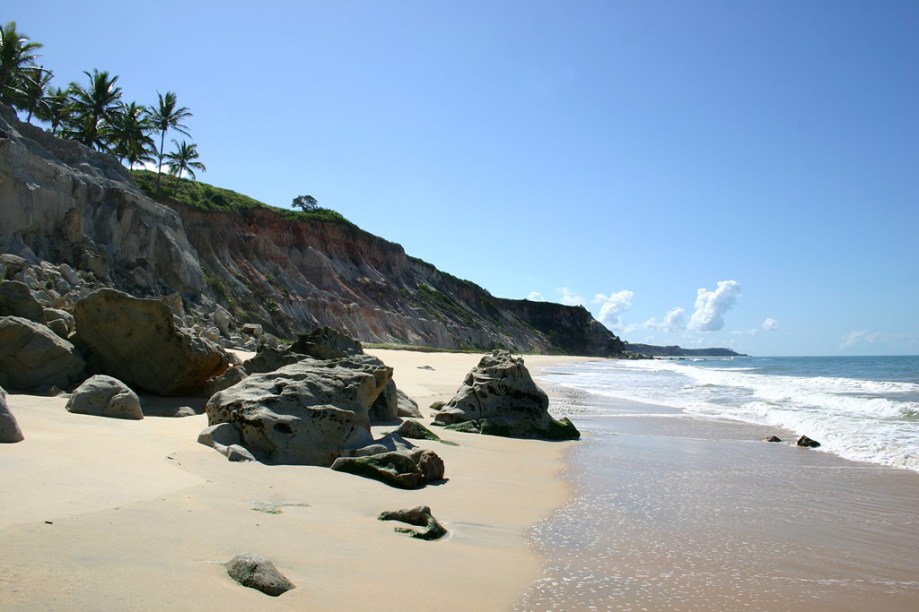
[0,104,623,356]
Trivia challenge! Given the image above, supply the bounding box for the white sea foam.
[539,357,919,472]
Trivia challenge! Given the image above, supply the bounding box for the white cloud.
[662,307,687,331]
[841,330,881,349]
[556,287,585,306]
[527,291,546,302]
[688,280,742,332]
[762,317,779,332]
[593,290,634,330]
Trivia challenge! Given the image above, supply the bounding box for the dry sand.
[0,350,588,611]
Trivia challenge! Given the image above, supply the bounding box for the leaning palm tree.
[165,139,206,195]
[0,21,42,106]
[15,65,53,123]
[110,101,156,169]
[34,86,70,134]
[66,69,122,150]
[149,91,192,191]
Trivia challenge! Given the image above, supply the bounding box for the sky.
[9,1,919,356]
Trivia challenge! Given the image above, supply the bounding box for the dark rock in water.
[330,449,445,489]
[225,553,295,597]
[0,280,44,323]
[73,288,229,396]
[0,316,86,392]
[66,375,143,420]
[290,326,363,360]
[430,350,580,441]
[764,435,783,443]
[0,386,24,443]
[378,505,448,540]
[796,435,821,448]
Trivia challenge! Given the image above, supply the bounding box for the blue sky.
[11,1,919,356]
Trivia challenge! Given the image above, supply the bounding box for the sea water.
[517,356,919,610]
[539,355,919,472]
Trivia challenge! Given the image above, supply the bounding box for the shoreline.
[521,373,919,610]
[0,349,589,611]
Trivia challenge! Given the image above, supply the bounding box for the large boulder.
[204,355,394,465]
[431,350,580,440]
[66,375,143,420]
[0,316,86,392]
[73,288,229,396]
[0,280,43,322]
[0,386,24,443]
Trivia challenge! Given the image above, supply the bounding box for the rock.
[290,326,363,360]
[43,308,75,337]
[0,386,24,443]
[0,316,86,392]
[378,505,448,540]
[764,435,783,443]
[204,356,396,465]
[206,366,248,397]
[242,344,301,374]
[391,419,443,442]
[330,449,444,489]
[431,350,580,440]
[0,254,27,279]
[396,389,423,418]
[0,280,44,322]
[797,435,821,448]
[197,423,255,462]
[225,553,295,597]
[74,288,229,396]
[66,375,143,420]
[212,305,232,336]
[369,379,399,422]
[241,322,263,338]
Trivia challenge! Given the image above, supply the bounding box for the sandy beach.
[0,350,587,611]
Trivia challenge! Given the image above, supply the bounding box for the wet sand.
[519,387,919,611]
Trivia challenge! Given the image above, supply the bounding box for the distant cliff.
[0,104,623,356]
[623,343,746,358]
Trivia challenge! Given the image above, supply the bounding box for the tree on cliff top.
[0,21,43,108]
[293,194,319,212]
[65,69,123,150]
[149,91,192,191]
[165,139,206,194]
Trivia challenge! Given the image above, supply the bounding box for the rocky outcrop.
[204,356,397,465]
[289,326,362,359]
[66,375,143,420]
[225,553,295,597]
[0,386,24,443]
[432,350,580,440]
[0,316,86,392]
[73,288,229,396]
[1,103,624,356]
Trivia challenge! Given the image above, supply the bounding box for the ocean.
[539,355,919,472]
[518,355,919,610]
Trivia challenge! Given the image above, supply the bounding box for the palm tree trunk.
[155,128,166,191]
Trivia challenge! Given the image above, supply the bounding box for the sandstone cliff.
[0,104,624,356]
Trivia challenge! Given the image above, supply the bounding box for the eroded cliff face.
[0,104,624,356]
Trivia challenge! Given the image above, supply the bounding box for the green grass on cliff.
[130,169,352,225]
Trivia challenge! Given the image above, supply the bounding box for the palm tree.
[0,21,42,106]
[66,69,122,150]
[15,65,52,123]
[34,86,70,134]
[165,139,206,195]
[110,101,155,169]
[149,91,192,191]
